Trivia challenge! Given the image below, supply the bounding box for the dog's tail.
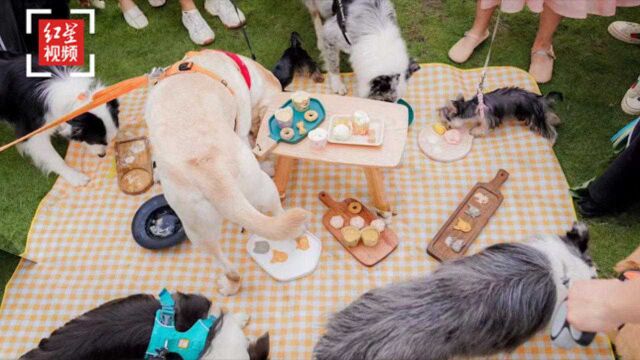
[272,32,324,90]
[528,91,563,143]
[187,157,310,241]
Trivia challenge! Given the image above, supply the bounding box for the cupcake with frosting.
[291,91,311,112]
[275,107,293,128]
[352,110,370,135]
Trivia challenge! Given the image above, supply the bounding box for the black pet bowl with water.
[132,194,187,250]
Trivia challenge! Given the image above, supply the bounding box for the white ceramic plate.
[247,231,322,282]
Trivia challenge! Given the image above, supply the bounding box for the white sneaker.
[91,0,105,9]
[121,4,148,30]
[148,0,166,7]
[608,21,640,45]
[182,9,215,45]
[622,75,640,115]
[205,0,246,29]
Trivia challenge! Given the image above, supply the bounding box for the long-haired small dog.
[0,52,119,186]
[20,291,269,360]
[314,222,596,360]
[272,32,324,90]
[303,0,420,101]
[439,87,563,144]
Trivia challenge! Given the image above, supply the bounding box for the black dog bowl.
[132,194,187,250]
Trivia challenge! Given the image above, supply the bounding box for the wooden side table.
[254,93,408,213]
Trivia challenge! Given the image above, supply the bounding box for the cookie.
[361,226,380,247]
[271,249,288,263]
[453,218,472,233]
[340,226,361,247]
[280,127,294,140]
[296,236,310,251]
[297,122,307,135]
[348,201,362,214]
[329,215,345,229]
[349,216,365,229]
[370,219,386,232]
[304,110,319,122]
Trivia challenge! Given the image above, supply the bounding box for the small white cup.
[308,128,328,150]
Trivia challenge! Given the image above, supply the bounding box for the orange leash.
[0,58,234,153]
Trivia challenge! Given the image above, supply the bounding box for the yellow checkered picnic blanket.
[0,64,613,359]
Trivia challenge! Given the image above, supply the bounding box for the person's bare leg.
[532,4,562,52]
[469,1,497,37]
[119,0,136,11]
[529,4,562,83]
[179,0,196,11]
[448,1,496,63]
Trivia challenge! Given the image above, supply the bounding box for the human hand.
[567,279,625,333]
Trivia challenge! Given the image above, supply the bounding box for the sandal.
[448,30,490,64]
[529,46,555,84]
[608,21,640,45]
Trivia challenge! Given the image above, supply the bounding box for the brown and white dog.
[144,51,310,296]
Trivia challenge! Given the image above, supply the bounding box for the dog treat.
[291,91,311,112]
[329,215,345,229]
[348,201,362,214]
[297,122,307,135]
[465,205,481,218]
[333,116,352,128]
[443,129,462,145]
[296,236,310,251]
[370,218,386,232]
[271,249,289,263]
[473,192,489,205]
[332,124,351,141]
[361,226,380,247]
[253,241,271,254]
[309,128,328,150]
[433,123,447,135]
[444,236,465,253]
[350,216,366,229]
[275,107,294,128]
[453,218,472,233]
[304,110,319,122]
[341,226,361,247]
[280,127,294,140]
[352,110,370,135]
[122,169,153,190]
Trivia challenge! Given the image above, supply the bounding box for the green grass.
[2,1,640,301]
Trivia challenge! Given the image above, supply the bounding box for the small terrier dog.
[439,87,563,144]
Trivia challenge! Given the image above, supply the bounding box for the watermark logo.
[38,19,84,66]
[26,9,96,77]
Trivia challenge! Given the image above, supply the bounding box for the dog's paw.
[233,312,251,328]
[260,160,276,177]
[216,274,241,296]
[470,127,488,137]
[63,170,90,187]
[329,74,347,96]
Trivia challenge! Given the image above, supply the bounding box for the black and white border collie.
[0,52,119,186]
[20,291,270,360]
[303,0,420,102]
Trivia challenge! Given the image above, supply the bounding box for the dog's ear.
[438,100,457,121]
[248,332,270,360]
[564,221,590,253]
[455,92,465,102]
[173,292,212,331]
[406,59,420,79]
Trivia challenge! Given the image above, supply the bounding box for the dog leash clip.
[148,67,166,87]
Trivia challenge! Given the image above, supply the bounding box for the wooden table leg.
[274,156,296,199]
[363,167,391,213]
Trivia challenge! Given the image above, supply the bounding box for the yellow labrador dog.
[145,51,310,296]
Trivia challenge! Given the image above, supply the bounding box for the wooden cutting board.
[427,169,509,262]
[319,191,398,266]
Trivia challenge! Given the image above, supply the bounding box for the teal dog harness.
[145,289,217,360]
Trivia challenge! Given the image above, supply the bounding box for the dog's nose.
[98,153,106,158]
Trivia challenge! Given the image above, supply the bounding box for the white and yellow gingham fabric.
[0,64,612,359]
